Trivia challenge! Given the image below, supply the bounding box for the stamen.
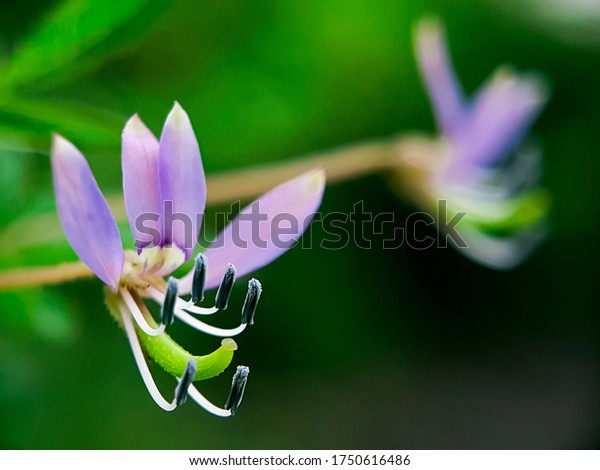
[174,359,197,406]
[174,308,248,337]
[161,277,178,326]
[118,291,242,416]
[145,286,218,315]
[215,264,236,310]
[241,279,262,326]
[187,385,232,418]
[224,365,250,415]
[191,254,207,303]
[120,288,165,337]
[118,302,176,411]
[180,303,219,315]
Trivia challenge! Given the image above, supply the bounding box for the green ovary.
[138,331,237,381]
[444,188,550,237]
[105,288,236,381]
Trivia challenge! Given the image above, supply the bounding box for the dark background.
[0,0,599,449]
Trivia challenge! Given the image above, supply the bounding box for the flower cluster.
[51,102,325,415]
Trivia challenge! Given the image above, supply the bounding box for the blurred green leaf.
[0,98,123,152]
[0,150,28,226]
[0,288,77,342]
[0,0,154,92]
[0,215,136,270]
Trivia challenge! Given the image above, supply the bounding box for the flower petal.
[414,18,465,135]
[447,70,548,182]
[451,219,546,270]
[51,135,123,290]
[122,114,161,249]
[179,169,326,293]
[158,102,206,259]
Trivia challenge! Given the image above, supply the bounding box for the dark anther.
[191,254,207,303]
[215,264,236,310]
[241,279,262,325]
[161,277,178,326]
[174,359,197,406]
[224,365,249,415]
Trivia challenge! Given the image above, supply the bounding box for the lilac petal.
[158,102,206,259]
[447,70,548,183]
[179,169,326,293]
[122,114,161,249]
[51,135,124,290]
[414,18,465,135]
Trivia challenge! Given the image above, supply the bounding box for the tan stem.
[0,133,439,291]
[102,135,417,209]
[203,137,404,204]
[0,261,94,290]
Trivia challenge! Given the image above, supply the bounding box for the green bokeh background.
[1,0,599,449]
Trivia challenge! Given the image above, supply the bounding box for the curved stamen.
[215,264,236,310]
[187,386,232,418]
[241,279,262,325]
[118,302,176,411]
[145,286,219,316]
[142,264,259,337]
[161,277,178,326]
[120,288,165,337]
[187,366,250,417]
[191,254,207,303]
[174,359,197,406]
[144,264,245,316]
[224,365,250,415]
[180,303,219,315]
[174,308,248,337]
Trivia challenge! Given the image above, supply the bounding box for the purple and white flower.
[51,102,325,414]
[412,18,550,269]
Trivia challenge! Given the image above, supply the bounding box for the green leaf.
[0,289,77,342]
[0,0,155,91]
[0,98,124,152]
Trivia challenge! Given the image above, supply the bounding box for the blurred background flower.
[0,0,599,449]
[390,18,550,269]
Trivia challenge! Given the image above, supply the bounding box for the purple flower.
[411,19,550,269]
[51,102,325,414]
[415,18,548,185]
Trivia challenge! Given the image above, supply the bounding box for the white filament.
[120,301,234,417]
[174,308,247,337]
[187,386,232,418]
[145,286,219,315]
[119,302,176,412]
[120,288,165,336]
[143,286,247,336]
